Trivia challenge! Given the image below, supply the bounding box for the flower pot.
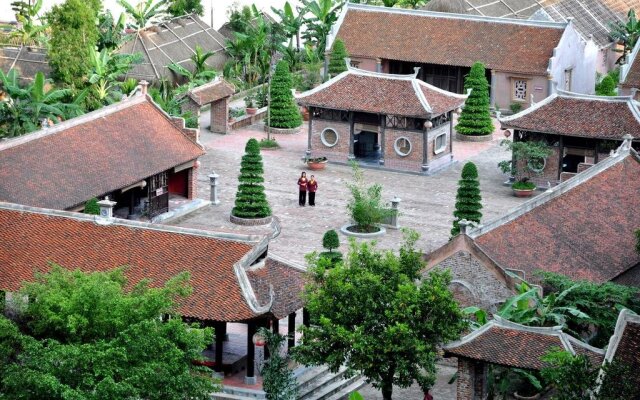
[307,161,327,170]
[246,107,257,115]
[513,188,536,198]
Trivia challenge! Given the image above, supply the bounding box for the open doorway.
[354,131,379,160]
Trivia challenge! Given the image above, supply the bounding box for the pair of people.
[297,172,318,206]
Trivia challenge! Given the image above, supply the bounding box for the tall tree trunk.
[381,382,393,400]
[296,31,300,50]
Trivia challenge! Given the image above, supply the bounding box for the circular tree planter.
[263,125,300,134]
[230,214,273,226]
[340,224,386,238]
[455,132,493,142]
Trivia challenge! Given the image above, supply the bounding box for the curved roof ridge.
[498,92,558,123]
[347,63,419,80]
[415,79,470,99]
[412,79,432,113]
[494,315,564,333]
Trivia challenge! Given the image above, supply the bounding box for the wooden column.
[422,123,430,172]
[287,312,296,350]
[272,317,280,335]
[307,107,313,157]
[449,111,454,158]
[214,321,226,373]
[245,321,257,385]
[489,69,496,108]
[557,135,564,182]
[348,112,355,160]
[379,115,386,165]
[303,308,310,327]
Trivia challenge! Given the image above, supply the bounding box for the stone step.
[300,369,360,400]
[295,365,331,393]
[325,378,367,400]
[219,386,266,399]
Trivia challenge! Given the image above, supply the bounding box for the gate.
[148,171,169,218]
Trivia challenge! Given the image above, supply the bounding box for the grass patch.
[259,138,279,149]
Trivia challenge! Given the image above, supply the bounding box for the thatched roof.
[422,0,467,13]
[0,45,51,84]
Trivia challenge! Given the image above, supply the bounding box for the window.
[394,137,412,157]
[434,133,447,154]
[320,128,339,147]
[350,60,360,68]
[512,79,528,102]
[527,156,547,173]
[564,69,573,91]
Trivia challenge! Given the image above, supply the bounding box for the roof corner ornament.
[345,57,353,71]
[413,66,421,78]
[621,134,634,151]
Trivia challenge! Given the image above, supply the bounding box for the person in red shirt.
[307,175,318,206]
[297,172,308,206]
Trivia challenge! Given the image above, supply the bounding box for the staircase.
[295,366,366,400]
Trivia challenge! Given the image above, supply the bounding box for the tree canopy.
[0,265,219,399]
[455,62,494,137]
[231,138,272,218]
[328,38,349,77]
[267,60,302,129]
[451,161,482,237]
[294,231,466,400]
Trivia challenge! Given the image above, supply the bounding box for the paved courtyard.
[173,120,527,266]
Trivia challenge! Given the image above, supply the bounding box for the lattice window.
[386,116,426,131]
[513,79,527,101]
[315,108,348,122]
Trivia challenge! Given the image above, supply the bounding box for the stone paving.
[172,120,527,266]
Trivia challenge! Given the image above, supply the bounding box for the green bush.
[84,198,100,215]
[231,138,272,218]
[498,140,552,187]
[512,179,536,190]
[509,103,522,114]
[596,75,616,96]
[346,162,394,233]
[455,62,494,137]
[319,251,343,266]
[451,162,482,237]
[322,229,340,252]
[328,39,349,77]
[267,61,302,129]
[259,138,279,149]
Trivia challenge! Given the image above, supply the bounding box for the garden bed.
[340,224,386,238]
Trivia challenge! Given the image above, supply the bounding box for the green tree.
[271,1,305,49]
[540,350,598,400]
[267,61,302,129]
[117,0,167,29]
[46,0,100,87]
[167,0,203,17]
[0,265,219,399]
[346,162,394,233]
[595,75,616,96]
[294,231,466,400]
[450,162,482,237]
[498,139,552,189]
[231,138,272,219]
[455,62,494,137]
[320,229,342,265]
[97,10,126,51]
[84,197,100,215]
[610,9,640,64]
[11,0,48,46]
[88,47,140,108]
[300,0,344,58]
[259,328,298,400]
[328,38,349,77]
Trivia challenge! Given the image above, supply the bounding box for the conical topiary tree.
[232,138,272,219]
[328,39,349,77]
[455,62,494,137]
[451,162,482,237]
[267,60,302,129]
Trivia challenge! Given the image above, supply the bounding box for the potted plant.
[498,139,552,197]
[228,107,245,124]
[305,156,328,170]
[245,94,258,115]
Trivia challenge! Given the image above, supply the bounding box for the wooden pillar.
[449,111,454,158]
[379,115,386,165]
[422,123,430,172]
[245,321,257,385]
[272,317,280,335]
[557,135,564,182]
[128,189,135,217]
[307,106,313,157]
[489,69,496,108]
[287,312,296,350]
[214,321,226,373]
[303,308,310,327]
[348,111,355,160]
[375,58,382,73]
[594,141,599,164]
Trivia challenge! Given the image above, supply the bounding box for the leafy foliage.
[451,162,482,237]
[167,0,204,17]
[267,61,302,129]
[168,45,217,84]
[232,138,272,218]
[346,162,394,233]
[595,75,616,96]
[300,0,345,59]
[46,0,100,87]
[540,349,598,400]
[259,328,298,400]
[271,1,305,49]
[97,10,126,51]
[0,265,219,399]
[294,231,466,400]
[609,9,640,64]
[11,0,48,46]
[87,47,140,108]
[117,0,167,29]
[498,139,552,185]
[328,38,349,77]
[322,230,340,252]
[455,62,494,136]
[84,198,100,215]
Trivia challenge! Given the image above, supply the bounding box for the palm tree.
[117,0,167,29]
[300,0,345,58]
[271,1,305,49]
[610,9,640,64]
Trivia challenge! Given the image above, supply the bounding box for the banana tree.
[117,0,167,29]
[610,9,640,64]
[88,47,139,105]
[301,0,345,57]
[11,0,48,46]
[271,1,305,49]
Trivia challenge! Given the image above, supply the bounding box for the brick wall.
[181,99,201,129]
[309,119,351,162]
[211,98,229,134]
[517,145,561,189]
[457,358,474,400]
[384,128,423,172]
[187,164,197,199]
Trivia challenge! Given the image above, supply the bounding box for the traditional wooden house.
[498,90,640,187]
[296,66,467,174]
[0,200,305,384]
[117,14,228,84]
[0,83,204,219]
[327,3,596,111]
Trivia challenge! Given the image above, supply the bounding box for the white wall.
[549,21,597,94]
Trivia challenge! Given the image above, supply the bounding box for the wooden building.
[297,66,467,174]
[498,90,640,187]
[0,83,204,219]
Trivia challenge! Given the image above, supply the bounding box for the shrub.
[498,140,552,187]
[231,138,271,218]
[455,62,494,137]
[229,107,246,119]
[259,138,279,149]
[450,162,482,237]
[84,198,100,215]
[596,75,616,96]
[322,230,339,252]
[328,39,349,77]
[267,61,302,129]
[346,162,394,233]
[509,102,522,114]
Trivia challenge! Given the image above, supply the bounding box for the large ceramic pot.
[513,188,536,198]
[246,107,257,115]
[308,161,327,170]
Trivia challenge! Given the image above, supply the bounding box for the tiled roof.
[470,140,640,284]
[0,94,205,210]
[186,78,235,106]
[597,0,640,15]
[603,309,640,389]
[0,45,51,84]
[499,91,640,139]
[117,14,228,83]
[297,67,466,117]
[332,4,566,75]
[620,39,640,89]
[444,316,604,369]
[0,202,304,322]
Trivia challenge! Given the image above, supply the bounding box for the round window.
[527,157,547,173]
[394,137,412,157]
[320,128,339,147]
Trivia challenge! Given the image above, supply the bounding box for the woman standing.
[307,175,318,206]
[297,172,308,206]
